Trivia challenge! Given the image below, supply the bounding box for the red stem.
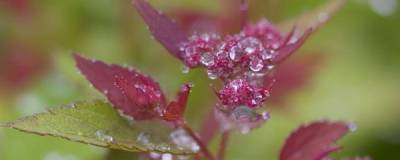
[180,122,216,160]
[217,131,230,160]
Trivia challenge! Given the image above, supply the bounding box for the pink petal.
[132,0,188,60]
[162,84,192,122]
[279,121,352,160]
[74,54,166,120]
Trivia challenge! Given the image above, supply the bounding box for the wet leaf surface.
[0,100,195,155]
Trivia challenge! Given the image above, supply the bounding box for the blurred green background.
[0,0,399,159]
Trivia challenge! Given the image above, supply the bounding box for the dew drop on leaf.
[170,128,200,152]
[95,130,114,143]
[348,121,357,132]
[137,132,155,149]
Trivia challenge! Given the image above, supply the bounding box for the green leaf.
[0,100,195,155]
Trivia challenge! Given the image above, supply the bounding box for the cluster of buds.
[133,0,311,132]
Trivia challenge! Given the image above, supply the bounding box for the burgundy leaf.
[280,121,352,160]
[239,0,249,29]
[74,54,166,120]
[172,10,220,35]
[267,54,325,108]
[272,28,312,64]
[132,0,188,60]
[278,0,348,33]
[198,108,219,145]
[162,83,192,122]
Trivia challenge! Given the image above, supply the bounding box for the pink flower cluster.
[132,0,311,132]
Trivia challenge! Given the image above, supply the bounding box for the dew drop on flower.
[200,53,215,66]
[240,37,262,54]
[95,130,114,143]
[232,106,255,121]
[249,58,264,72]
[229,46,242,61]
[261,50,273,60]
[207,70,218,80]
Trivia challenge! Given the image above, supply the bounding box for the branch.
[217,131,230,160]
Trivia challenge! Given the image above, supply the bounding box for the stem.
[217,131,230,160]
[180,122,216,160]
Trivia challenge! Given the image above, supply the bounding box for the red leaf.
[239,0,249,29]
[198,108,219,145]
[74,54,166,120]
[272,28,312,64]
[279,121,351,160]
[132,0,188,60]
[162,84,192,121]
[267,54,325,108]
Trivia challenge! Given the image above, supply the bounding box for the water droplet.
[43,151,78,160]
[369,0,397,17]
[348,121,357,132]
[103,90,109,95]
[69,104,76,108]
[240,127,250,134]
[137,132,155,149]
[161,154,173,160]
[249,58,264,72]
[170,129,200,152]
[318,12,329,23]
[272,42,280,49]
[200,53,215,66]
[239,37,262,54]
[149,152,161,159]
[229,46,242,61]
[207,70,218,80]
[181,65,190,74]
[261,50,273,60]
[232,106,255,121]
[156,143,171,151]
[267,65,275,70]
[95,130,114,143]
[261,112,270,120]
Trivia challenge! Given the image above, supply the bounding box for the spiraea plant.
[0,0,371,160]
